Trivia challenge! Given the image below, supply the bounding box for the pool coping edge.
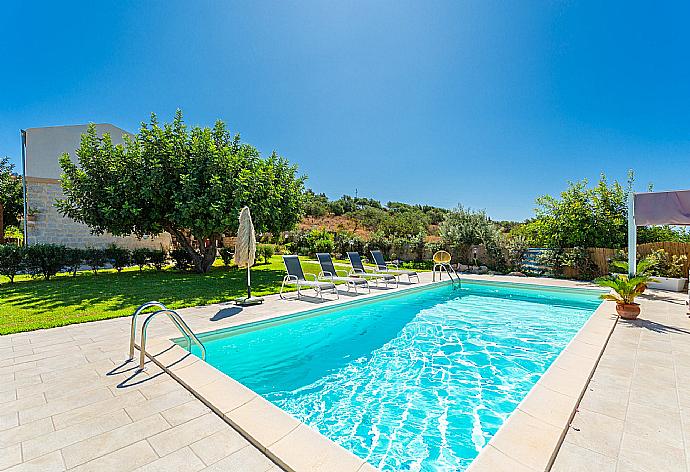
[466,299,618,472]
[142,275,609,472]
[140,338,377,472]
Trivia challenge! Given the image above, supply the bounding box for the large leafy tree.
[439,205,505,265]
[0,156,24,228]
[520,174,628,248]
[58,111,305,273]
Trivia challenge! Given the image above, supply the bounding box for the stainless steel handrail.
[433,263,461,286]
[129,301,178,360]
[138,309,206,370]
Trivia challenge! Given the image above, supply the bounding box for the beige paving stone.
[125,387,193,421]
[199,445,277,472]
[172,361,227,391]
[517,383,575,429]
[17,369,101,400]
[147,412,228,457]
[617,431,687,472]
[577,387,628,420]
[536,365,590,398]
[462,445,535,472]
[133,446,206,472]
[623,401,684,448]
[52,389,146,430]
[189,428,248,466]
[61,413,169,468]
[194,377,257,414]
[69,440,159,472]
[0,389,16,403]
[0,417,54,448]
[628,382,678,410]
[22,409,132,461]
[488,409,562,471]
[3,450,65,472]
[160,399,213,427]
[0,411,19,431]
[550,440,616,472]
[269,423,365,472]
[0,443,22,470]
[564,407,624,459]
[226,396,302,449]
[0,375,42,394]
[18,387,113,424]
[0,393,46,417]
[137,378,181,400]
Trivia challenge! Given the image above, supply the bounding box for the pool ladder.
[128,301,206,370]
[433,262,462,286]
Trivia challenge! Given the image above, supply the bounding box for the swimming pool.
[185,281,602,471]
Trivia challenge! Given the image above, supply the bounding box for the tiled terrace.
[1,272,688,471]
[551,289,690,472]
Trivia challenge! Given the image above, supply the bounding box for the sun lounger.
[316,253,370,294]
[280,255,338,300]
[346,252,397,287]
[370,250,420,283]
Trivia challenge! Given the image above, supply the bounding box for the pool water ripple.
[193,283,601,471]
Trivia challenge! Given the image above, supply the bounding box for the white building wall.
[24,124,171,249]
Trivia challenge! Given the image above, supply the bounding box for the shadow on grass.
[0,266,288,316]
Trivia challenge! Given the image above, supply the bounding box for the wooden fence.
[589,242,690,276]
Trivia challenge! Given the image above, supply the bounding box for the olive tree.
[58,111,305,273]
[0,156,24,228]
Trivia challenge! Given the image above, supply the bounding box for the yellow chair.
[432,250,460,283]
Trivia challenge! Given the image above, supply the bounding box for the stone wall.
[26,179,171,250]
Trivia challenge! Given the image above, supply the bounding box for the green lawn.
[0,256,325,335]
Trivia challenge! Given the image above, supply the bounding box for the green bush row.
[0,244,170,282]
[0,243,279,283]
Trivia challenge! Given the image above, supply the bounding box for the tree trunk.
[165,225,217,273]
[0,202,4,244]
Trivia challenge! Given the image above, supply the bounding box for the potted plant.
[595,273,654,320]
[643,249,688,292]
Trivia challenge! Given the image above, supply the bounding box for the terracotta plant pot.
[615,303,640,320]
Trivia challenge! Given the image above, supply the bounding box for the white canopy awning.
[628,188,690,275]
[634,190,690,226]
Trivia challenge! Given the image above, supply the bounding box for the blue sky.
[1,1,689,220]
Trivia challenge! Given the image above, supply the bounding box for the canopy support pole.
[627,192,636,277]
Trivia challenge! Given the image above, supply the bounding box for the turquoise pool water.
[186,281,601,471]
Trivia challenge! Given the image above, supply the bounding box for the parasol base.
[234,296,264,306]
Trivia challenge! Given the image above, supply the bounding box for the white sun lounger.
[370,250,420,283]
[280,255,338,300]
[347,252,397,288]
[316,253,370,294]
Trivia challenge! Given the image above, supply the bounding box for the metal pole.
[627,192,636,277]
[20,130,28,247]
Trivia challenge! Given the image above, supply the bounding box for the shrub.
[64,248,85,276]
[0,244,25,282]
[333,231,365,259]
[505,235,529,272]
[85,248,107,275]
[219,247,234,267]
[105,245,131,272]
[170,249,195,271]
[132,248,150,272]
[536,247,566,277]
[288,228,335,256]
[561,247,599,281]
[644,249,688,278]
[256,244,275,264]
[25,244,67,280]
[313,238,334,255]
[148,249,167,270]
